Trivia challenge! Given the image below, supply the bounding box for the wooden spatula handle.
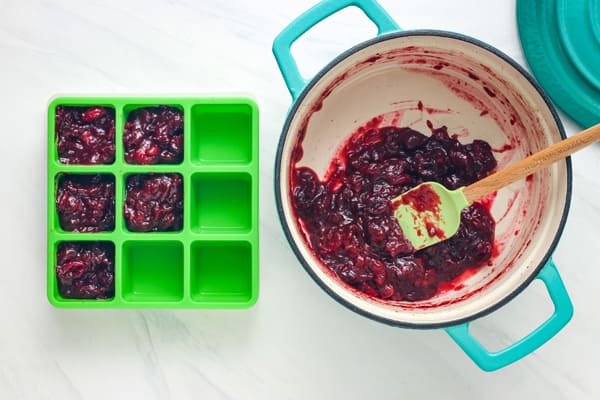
[463,123,600,204]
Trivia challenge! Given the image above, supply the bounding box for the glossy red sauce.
[291,125,497,301]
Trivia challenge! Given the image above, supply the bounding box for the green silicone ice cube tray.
[47,96,259,308]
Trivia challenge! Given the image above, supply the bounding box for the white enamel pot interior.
[275,31,571,328]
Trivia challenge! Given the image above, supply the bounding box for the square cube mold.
[191,172,252,233]
[54,173,116,233]
[190,103,253,164]
[47,97,259,308]
[123,104,185,165]
[122,241,184,302]
[190,241,253,302]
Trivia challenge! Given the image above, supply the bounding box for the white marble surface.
[1,0,599,398]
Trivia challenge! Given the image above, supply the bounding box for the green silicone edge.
[47,96,259,309]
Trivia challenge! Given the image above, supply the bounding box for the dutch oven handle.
[446,259,573,371]
[272,0,399,100]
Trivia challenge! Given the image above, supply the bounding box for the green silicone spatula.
[393,123,600,251]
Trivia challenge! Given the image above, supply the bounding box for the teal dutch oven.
[272,0,573,371]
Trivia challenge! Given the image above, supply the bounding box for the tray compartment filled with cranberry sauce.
[47,97,259,308]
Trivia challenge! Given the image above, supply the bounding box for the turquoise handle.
[446,259,573,371]
[272,0,399,100]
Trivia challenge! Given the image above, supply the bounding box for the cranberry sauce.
[291,125,496,301]
[56,106,116,165]
[123,106,184,164]
[56,174,115,232]
[56,242,115,299]
[124,173,183,232]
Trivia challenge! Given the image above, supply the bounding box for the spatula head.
[392,182,469,251]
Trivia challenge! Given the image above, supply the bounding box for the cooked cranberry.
[399,127,428,150]
[124,174,183,232]
[56,174,115,232]
[413,148,450,179]
[381,159,412,185]
[56,242,115,299]
[291,125,497,301]
[293,168,324,217]
[56,106,115,164]
[123,106,184,164]
[449,148,475,171]
[468,140,497,179]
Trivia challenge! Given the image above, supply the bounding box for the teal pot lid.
[517,0,600,128]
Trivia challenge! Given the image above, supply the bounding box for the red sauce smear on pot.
[291,124,497,301]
